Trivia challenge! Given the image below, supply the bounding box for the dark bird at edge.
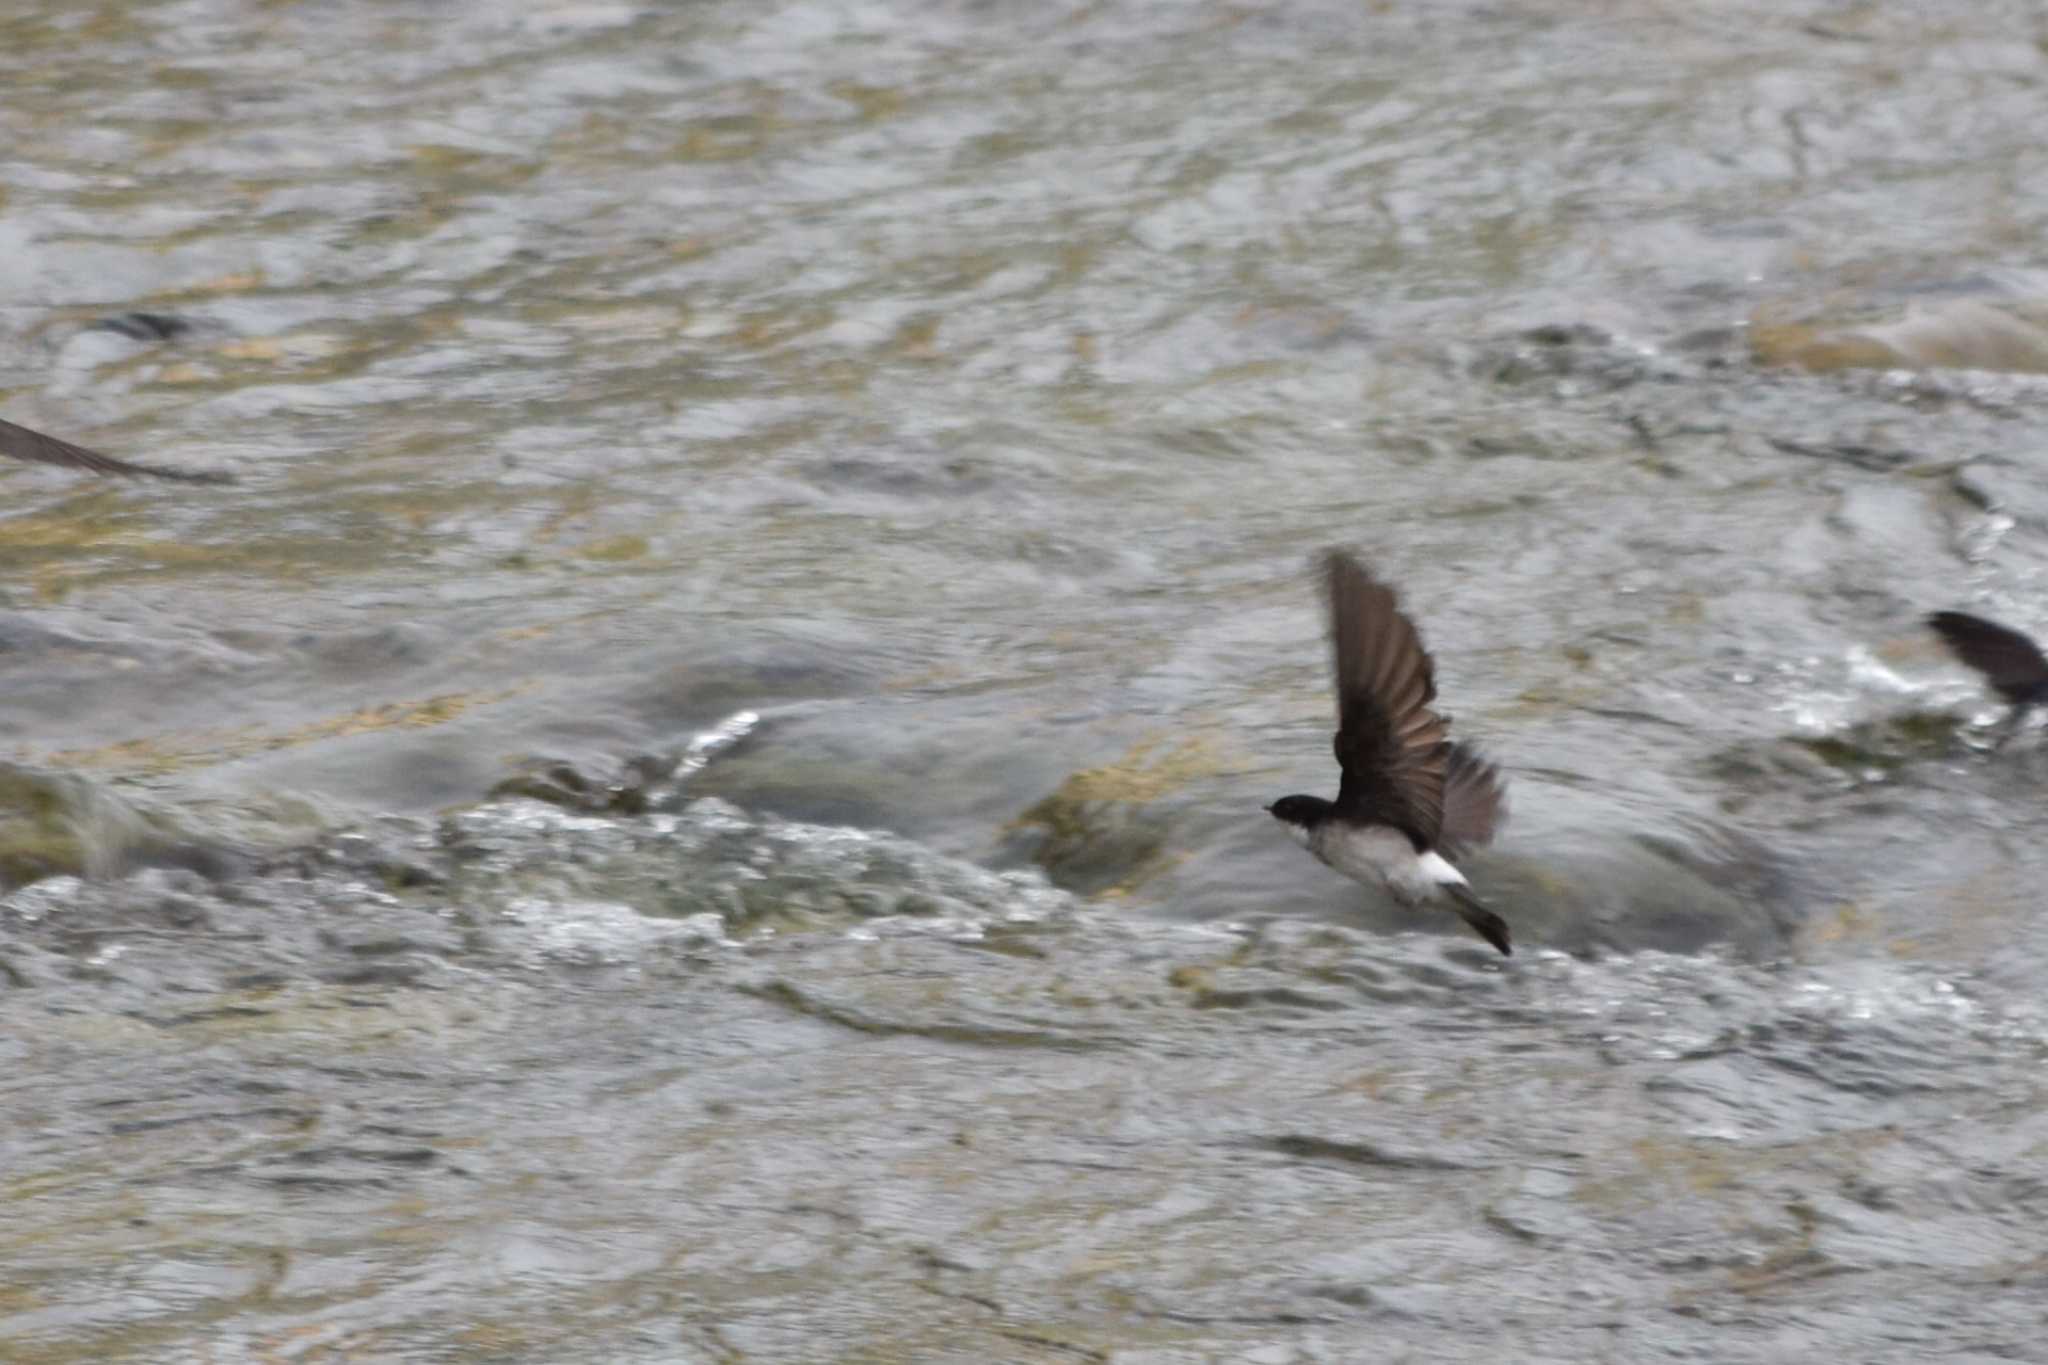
[1266,550,1512,955]
[1928,609,2048,744]
[0,415,232,485]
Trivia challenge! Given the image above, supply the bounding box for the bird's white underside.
[1304,823,1467,905]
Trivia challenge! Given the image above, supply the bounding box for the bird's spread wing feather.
[1325,550,1451,848]
[1928,610,2048,706]
[0,416,233,485]
[1438,740,1507,859]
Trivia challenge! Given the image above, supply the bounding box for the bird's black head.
[1265,794,1332,829]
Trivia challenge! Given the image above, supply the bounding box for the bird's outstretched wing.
[1438,740,1507,860]
[0,416,233,485]
[1928,610,2048,705]
[1325,550,1450,848]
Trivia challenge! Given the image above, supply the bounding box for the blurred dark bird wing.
[0,416,233,485]
[1928,610,2048,705]
[1325,550,1450,847]
[1438,740,1507,860]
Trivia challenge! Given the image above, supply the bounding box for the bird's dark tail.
[1444,882,1511,956]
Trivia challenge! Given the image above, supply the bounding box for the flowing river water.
[5,1,2048,1360]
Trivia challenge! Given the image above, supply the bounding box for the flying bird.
[1927,609,2048,744]
[1267,550,1511,955]
[0,415,231,485]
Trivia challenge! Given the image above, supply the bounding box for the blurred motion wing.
[0,416,232,485]
[1928,610,2048,705]
[1325,550,1450,847]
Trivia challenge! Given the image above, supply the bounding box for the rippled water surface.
[6,1,2048,1360]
